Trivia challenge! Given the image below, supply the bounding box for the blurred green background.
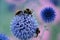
[0,0,14,36]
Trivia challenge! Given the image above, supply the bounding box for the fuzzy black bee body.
[24,9,32,14]
[35,28,40,37]
[15,10,22,15]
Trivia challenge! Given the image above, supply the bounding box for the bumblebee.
[35,28,40,37]
[24,8,32,14]
[15,10,22,15]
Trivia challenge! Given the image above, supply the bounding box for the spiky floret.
[41,7,56,23]
[0,33,9,40]
[10,11,39,40]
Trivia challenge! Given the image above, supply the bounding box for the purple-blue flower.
[41,7,56,23]
[10,10,39,40]
[0,33,9,40]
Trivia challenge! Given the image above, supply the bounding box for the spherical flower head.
[0,34,9,40]
[41,7,56,23]
[10,11,39,40]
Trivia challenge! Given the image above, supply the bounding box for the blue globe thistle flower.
[10,10,39,40]
[0,33,9,40]
[41,7,56,23]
